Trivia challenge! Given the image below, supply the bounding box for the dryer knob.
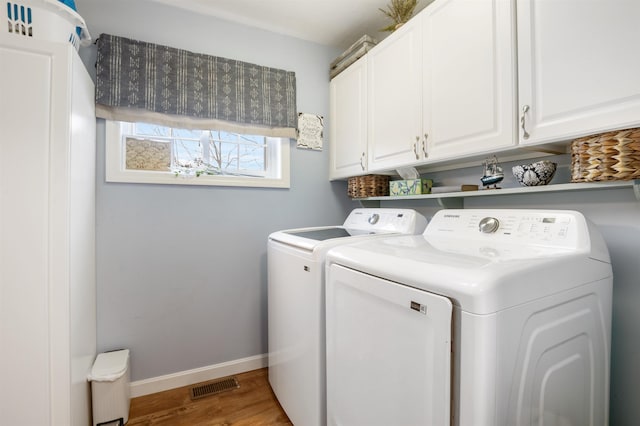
[368,213,380,225]
[478,217,500,233]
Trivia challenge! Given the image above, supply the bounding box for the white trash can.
[89,349,131,426]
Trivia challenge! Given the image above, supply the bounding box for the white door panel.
[326,264,452,426]
[268,242,324,426]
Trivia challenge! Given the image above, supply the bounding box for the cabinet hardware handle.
[520,105,530,140]
[414,137,420,160]
[422,133,428,158]
[360,152,365,171]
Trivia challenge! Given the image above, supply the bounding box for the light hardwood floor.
[127,368,292,425]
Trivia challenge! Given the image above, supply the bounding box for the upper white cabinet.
[330,56,368,179]
[517,0,640,145]
[330,0,640,179]
[423,0,516,159]
[367,17,424,172]
[365,0,516,173]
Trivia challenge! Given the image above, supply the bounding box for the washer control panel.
[343,208,427,235]
[425,209,587,250]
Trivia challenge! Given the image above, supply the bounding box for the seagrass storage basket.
[571,127,640,182]
[347,175,389,198]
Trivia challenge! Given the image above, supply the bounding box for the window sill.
[105,169,290,188]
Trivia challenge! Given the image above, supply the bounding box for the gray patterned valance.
[95,34,297,138]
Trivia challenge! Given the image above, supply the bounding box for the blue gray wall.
[78,0,352,381]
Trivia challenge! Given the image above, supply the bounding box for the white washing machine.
[325,209,612,426]
[268,208,427,426]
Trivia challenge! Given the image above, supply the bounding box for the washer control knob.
[478,217,500,233]
[368,213,380,225]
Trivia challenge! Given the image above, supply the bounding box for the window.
[105,121,290,188]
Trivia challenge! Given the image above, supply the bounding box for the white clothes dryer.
[325,209,612,426]
[268,208,427,426]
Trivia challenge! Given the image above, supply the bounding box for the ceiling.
[147,0,432,50]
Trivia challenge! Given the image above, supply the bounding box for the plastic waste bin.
[89,349,131,426]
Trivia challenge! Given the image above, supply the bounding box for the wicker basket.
[571,127,640,182]
[347,175,389,198]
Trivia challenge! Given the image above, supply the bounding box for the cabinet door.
[367,18,424,172]
[0,42,55,426]
[424,0,516,159]
[518,0,640,145]
[329,56,367,180]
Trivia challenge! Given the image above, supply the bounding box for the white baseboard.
[129,353,268,398]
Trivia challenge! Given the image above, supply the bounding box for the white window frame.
[105,121,290,188]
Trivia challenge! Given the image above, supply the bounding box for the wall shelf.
[355,180,639,208]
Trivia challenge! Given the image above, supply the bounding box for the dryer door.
[326,263,453,426]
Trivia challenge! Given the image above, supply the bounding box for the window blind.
[95,33,297,138]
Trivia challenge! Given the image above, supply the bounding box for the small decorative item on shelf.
[389,178,433,196]
[512,160,557,186]
[348,175,390,198]
[480,155,504,189]
[570,127,640,182]
[379,0,419,32]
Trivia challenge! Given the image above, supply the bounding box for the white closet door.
[0,43,56,426]
[0,39,95,426]
[326,264,452,426]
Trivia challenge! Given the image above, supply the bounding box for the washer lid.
[283,227,367,241]
[268,208,427,251]
[269,226,389,251]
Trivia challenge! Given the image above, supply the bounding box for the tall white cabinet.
[0,37,96,425]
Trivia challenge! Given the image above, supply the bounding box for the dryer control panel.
[424,209,589,250]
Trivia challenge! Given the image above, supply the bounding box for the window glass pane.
[239,134,264,145]
[238,144,266,171]
[211,130,238,143]
[134,123,171,137]
[173,128,202,139]
[174,139,203,167]
[218,142,240,170]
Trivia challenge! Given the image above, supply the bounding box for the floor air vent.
[190,377,239,400]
